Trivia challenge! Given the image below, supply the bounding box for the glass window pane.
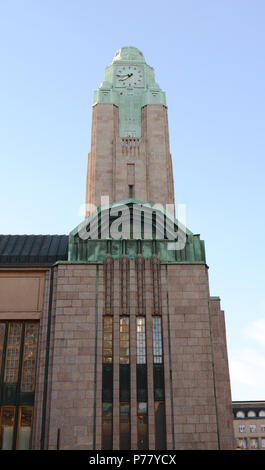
[102,403,113,450]
[103,317,113,364]
[120,403,130,450]
[0,407,15,450]
[152,317,163,364]
[250,438,258,449]
[120,317,129,364]
[17,407,33,450]
[136,317,146,364]
[137,403,148,450]
[155,402,166,450]
[138,402,147,414]
[4,323,22,384]
[21,323,39,392]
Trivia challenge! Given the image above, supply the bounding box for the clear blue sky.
[1,0,265,401]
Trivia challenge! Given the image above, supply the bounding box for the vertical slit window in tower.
[154,402,166,450]
[137,402,148,450]
[119,317,130,448]
[136,317,146,364]
[102,316,113,402]
[152,317,166,448]
[120,317,129,364]
[102,403,113,450]
[129,185,134,199]
[103,316,113,364]
[136,317,147,405]
[120,403,130,450]
[152,317,163,364]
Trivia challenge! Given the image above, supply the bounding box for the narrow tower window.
[129,185,134,198]
[120,317,130,364]
[136,317,146,364]
[102,316,113,449]
[120,403,130,450]
[119,317,130,448]
[103,316,113,363]
[152,316,166,449]
[137,402,148,450]
[152,317,163,364]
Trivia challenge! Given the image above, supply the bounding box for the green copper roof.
[112,47,146,63]
[93,46,166,138]
[68,200,206,265]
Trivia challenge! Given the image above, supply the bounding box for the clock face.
[115,65,144,87]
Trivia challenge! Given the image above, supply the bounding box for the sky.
[0,0,265,401]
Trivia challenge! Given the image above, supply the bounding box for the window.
[249,424,256,433]
[248,410,256,418]
[120,403,130,450]
[0,407,15,450]
[238,438,247,450]
[239,425,245,433]
[0,406,33,450]
[136,318,146,364]
[17,407,33,450]
[137,402,148,450]
[261,424,265,433]
[236,411,245,418]
[259,410,265,417]
[0,321,39,450]
[152,317,163,364]
[262,439,265,448]
[250,438,258,449]
[21,323,39,392]
[102,403,113,450]
[120,317,129,364]
[103,316,113,363]
[4,322,22,383]
[129,185,134,198]
[155,401,166,450]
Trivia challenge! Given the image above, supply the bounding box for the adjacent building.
[0,47,235,450]
[233,401,265,450]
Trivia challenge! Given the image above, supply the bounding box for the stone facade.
[25,259,234,450]
[85,104,175,216]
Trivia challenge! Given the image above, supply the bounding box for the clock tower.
[0,46,235,451]
[85,47,175,215]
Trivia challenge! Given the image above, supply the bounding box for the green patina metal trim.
[93,47,166,137]
[67,239,206,264]
[54,260,206,266]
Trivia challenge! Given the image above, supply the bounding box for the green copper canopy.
[93,46,166,137]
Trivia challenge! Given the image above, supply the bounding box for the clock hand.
[117,73,134,81]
